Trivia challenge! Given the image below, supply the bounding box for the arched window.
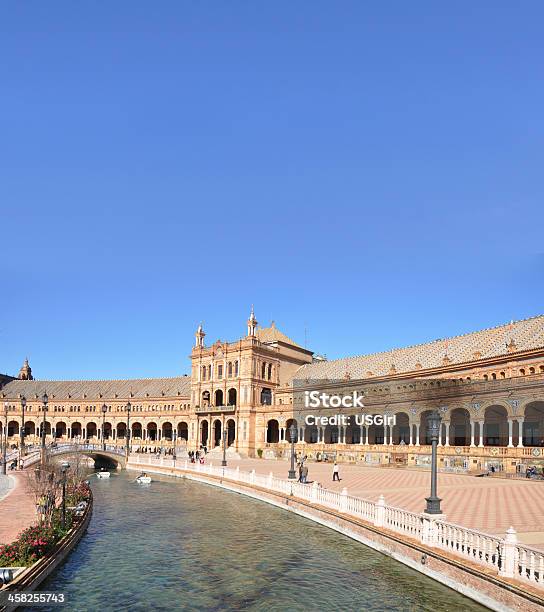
[491,373,497,380]
[267,364,272,380]
[529,367,535,374]
[228,362,233,377]
[520,369,526,376]
[262,362,266,379]
[234,360,239,376]
[208,364,212,379]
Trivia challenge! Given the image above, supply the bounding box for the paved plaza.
[0,472,36,545]
[217,457,544,548]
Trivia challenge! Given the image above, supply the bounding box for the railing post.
[267,472,273,489]
[235,466,240,481]
[184,459,188,470]
[499,527,518,578]
[250,469,255,484]
[374,495,386,527]
[340,487,348,513]
[421,515,443,547]
[311,481,319,502]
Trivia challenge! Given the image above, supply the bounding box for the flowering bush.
[66,480,91,506]
[0,480,90,567]
[0,524,61,566]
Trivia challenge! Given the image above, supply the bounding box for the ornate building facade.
[1,311,544,472]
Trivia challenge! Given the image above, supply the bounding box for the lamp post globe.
[424,410,443,514]
[288,422,297,480]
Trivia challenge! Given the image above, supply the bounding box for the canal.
[37,471,487,611]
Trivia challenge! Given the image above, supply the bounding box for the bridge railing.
[129,454,544,590]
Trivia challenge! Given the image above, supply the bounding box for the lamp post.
[221,426,227,467]
[60,461,70,529]
[41,392,48,466]
[424,410,443,514]
[172,430,177,463]
[288,422,297,479]
[101,404,108,451]
[2,402,8,476]
[20,396,26,465]
[125,401,131,458]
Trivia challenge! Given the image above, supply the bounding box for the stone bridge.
[20,443,127,469]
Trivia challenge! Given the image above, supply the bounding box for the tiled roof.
[293,315,544,381]
[0,376,192,401]
[256,322,301,348]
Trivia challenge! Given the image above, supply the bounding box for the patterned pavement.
[0,472,37,545]
[220,457,544,548]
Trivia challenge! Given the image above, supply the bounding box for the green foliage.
[257,448,263,458]
[0,479,90,567]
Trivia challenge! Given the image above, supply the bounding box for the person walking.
[301,464,309,483]
[332,462,340,481]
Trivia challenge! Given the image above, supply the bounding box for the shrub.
[257,448,263,458]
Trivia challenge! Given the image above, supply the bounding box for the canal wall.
[128,459,544,612]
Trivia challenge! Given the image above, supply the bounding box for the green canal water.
[36,471,487,611]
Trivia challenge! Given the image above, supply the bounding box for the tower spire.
[18,357,33,380]
[247,306,258,337]
[195,322,205,348]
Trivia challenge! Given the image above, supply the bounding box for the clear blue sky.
[1,2,543,380]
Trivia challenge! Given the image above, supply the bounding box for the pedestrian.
[298,463,303,482]
[333,461,340,481]
[302,464,309,483]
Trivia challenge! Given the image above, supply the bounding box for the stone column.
[444,422,450,447]
[470,420,476,447]
[415,423,420,446]
[507,419,514,447]
[409,423,414,446]
[478,421,484,447]
[518,418,524,447]
[437,424,443,447]
[360,425,365,445]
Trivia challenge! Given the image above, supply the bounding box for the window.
[267,364,272,380]
[218,364,223,379]
[228,362,233,377]
[234,360,239,376]
[262,363,266,379]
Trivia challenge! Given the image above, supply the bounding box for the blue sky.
[1,2,543,379]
